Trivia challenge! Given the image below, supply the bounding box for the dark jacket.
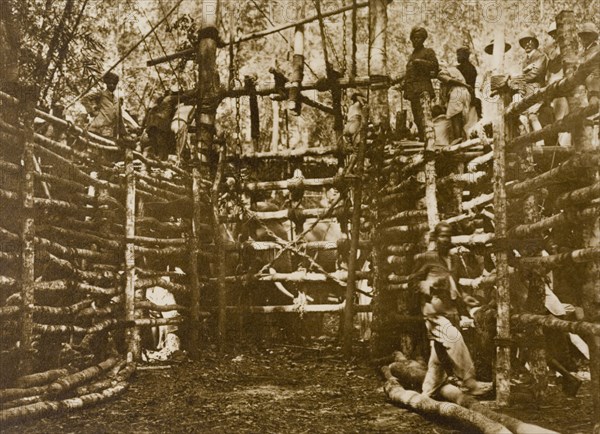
[404,47,440,100]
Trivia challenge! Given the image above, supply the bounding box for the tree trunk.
[490,23,512,406]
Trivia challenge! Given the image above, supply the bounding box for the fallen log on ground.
[385,352,558,434]
[382,365,511,434]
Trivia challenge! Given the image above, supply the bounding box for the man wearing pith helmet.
[579,22,599,106]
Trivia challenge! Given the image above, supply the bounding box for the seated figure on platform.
[411,222,491,397]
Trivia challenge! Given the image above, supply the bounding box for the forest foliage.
[3,0,599,148]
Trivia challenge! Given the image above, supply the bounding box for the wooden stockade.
[1,0,599,432]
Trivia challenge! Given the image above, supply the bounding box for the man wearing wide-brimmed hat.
[512,30,548,143]
[403,26,439,142]
[579,22,599,106]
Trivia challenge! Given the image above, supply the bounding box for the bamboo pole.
[556,14,600,428]
[490,23,511,406]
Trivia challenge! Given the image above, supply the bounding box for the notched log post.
[490,27,512,406]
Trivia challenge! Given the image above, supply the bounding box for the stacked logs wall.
[0,96,205,424]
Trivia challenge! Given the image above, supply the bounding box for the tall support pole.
[420,92,439,230]
[212,145,227,349]
[342,99,367,355]
[517,135,548,398]
[367,0,394,358]
[188,163,202,360]
[288,25,305,116]
[490,24,511,406]
[196,0,222,348]
[556,11,600,432]
[124,140,140,361]
[19,104,36,376]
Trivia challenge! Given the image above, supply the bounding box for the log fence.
[0,2,598,431]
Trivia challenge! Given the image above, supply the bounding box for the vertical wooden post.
[19,122,36,375]
[271,99,280,152]
[212,145,227,348]
[123,141,139,361]
[490,24,511,406]
[342,97,367,355]
[518,144,548,398]
[288,25,304,116]
[366,0,394,358]
[196,0,222,348]
[420,92,439,230]
[556,11,600,431]
[188,164,202,360]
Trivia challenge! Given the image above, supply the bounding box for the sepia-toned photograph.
[0,0,598,432]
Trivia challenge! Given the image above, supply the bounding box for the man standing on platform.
[81,72,138,140]
[403,27,439,142]
[411,222,491,397]
[456,47,481,118]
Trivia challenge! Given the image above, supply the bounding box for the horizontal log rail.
[32,143,122,193]
[134,277,189,294]
[507,153,600,197]
[232,146,338,161]
[437,171,488,187]
[32,319,119,336]
[132,317,184,327]
[35,171,88,193]
[222,303,372,314]
[508,205,600,238]
[34,280,118,297]
[512,313,600,336]
[554,181,600,209]
[517,247,600,268]
[204,269,370,285]
[0,188,89,215]
[466,150,493,171]
[505,48,600,116]
[134,170,191,196]
[508,102,598,152]
[461,193,494,211]
[131,235,186,246]
[240,176,336,192]
[134,301,188,312]
[380,210,428,227]
[224,206,349,222]
[0,305,20,318]
[33,300,94,316]
[37,225,121,250]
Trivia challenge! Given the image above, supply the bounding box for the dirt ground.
[2,340,594,434]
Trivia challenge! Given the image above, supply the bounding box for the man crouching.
[412,222,491,397]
